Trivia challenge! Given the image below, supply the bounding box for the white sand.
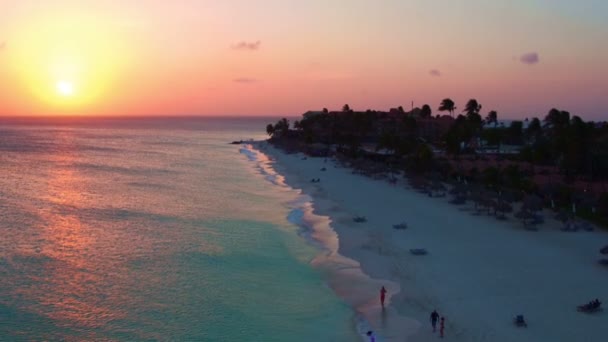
[253,141,608,342]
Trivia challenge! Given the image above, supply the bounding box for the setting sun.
[56,81,74,96]
[6,9,131,114]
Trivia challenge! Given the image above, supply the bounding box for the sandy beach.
[253,141,608,342]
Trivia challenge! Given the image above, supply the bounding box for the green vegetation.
[265,102,608,227]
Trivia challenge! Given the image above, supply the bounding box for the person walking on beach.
[366,330,376,342]
[439,317,445,338]
[380,286,387,307]
[430,310,440,332]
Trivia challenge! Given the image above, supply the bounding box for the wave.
[242,143,375,341]
[239,145,284,186]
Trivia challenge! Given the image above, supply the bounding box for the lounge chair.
[392,222,408,230]
[560,224,579,232]
[577,300,602,313]
[531,214,544,225]
[410,248,428,255]
[353,216,367,223]
[513,315,527,327]
[581,222,594,232]
[449,196,466,205]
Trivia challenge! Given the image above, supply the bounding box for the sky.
[0,0,606,119]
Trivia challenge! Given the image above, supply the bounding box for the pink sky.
[0,1,606,120]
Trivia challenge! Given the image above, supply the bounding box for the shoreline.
[250,140,608,342]
[243,143,415,340]
[248,142,424,341]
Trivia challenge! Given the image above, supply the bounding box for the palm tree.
[543,108,570,128]
[464,99,482,116]
[266,123,275,137]
[293,120,301,130]
[438,98,456,117]
[273,118,290,137]
[486,110,498,127]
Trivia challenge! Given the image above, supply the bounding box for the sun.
[56,80,75,96]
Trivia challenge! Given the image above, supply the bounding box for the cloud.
[429,69,441,77]
[233,77,258,84]
[520,52,539,65]
[232,40,261,51]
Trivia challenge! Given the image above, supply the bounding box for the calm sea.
[0,117,358,341]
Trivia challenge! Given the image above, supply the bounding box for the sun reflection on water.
[30,131,126,337]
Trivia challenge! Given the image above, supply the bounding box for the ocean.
[0,117,359,341]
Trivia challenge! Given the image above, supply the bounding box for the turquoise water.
[0,118,358,341]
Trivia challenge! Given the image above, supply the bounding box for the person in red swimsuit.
[380,286,387,307]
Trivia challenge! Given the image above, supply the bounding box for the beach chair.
[392,222,408,230]
[531,214,544,225]
[581,222,594,232]
[513,315,527,327]
[577,300,602,313]
[560,225,576,232]
[449,196,466,205]
[410,248,428,255]
[353,216,367,223]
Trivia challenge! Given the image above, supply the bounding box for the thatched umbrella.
[540,183,560,209]
[580,196,599,214]
[515,209,534,226]
[523,194,543,212]
[494,200,513,219]
[554,210,571,223]
[449,183,468,196]
[499,190,519,204]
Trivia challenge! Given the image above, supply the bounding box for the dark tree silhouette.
[486,110,498,127]
[438,98,456,117]
[342,104,351,112]
[273,118,290,137]
[266,123,275,136]
[421,104,432,118]
[464,99,482,116]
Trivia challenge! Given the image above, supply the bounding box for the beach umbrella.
[554,210,570,223]
[499,190,518,204]
[495,200,513,214]
[515,209,533,219]
[523,194,543,212]
[432,181,446,192]
[515,209,534,225]
[449,183,468,195]
[600,245,608,255]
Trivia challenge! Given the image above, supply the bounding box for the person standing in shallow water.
[430,310,440,332]
[366,330,376,342]
[380,286,387,307]
[439,317,445,338]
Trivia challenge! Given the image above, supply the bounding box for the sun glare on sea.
[56,81,74,97]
